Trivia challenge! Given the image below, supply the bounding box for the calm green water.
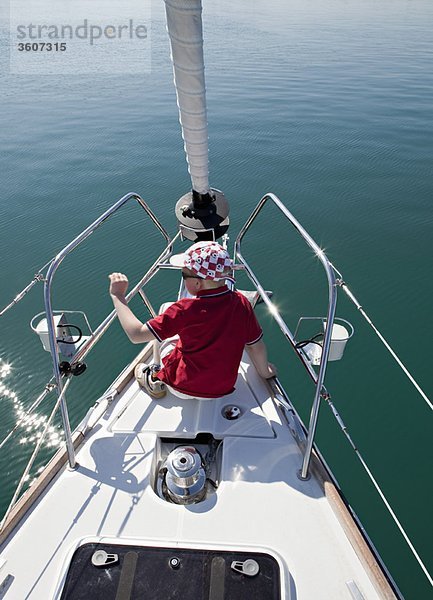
[1,0,432,597]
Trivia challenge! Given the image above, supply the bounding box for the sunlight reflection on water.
[0,358,64,488]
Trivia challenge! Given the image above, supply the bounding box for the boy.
[109,241,276,399]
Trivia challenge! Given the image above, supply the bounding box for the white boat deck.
[0,355,386,599]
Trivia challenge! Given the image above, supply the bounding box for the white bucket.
[325,321,352,361]
[35,314,66,353]
[296,317,354,365]
[32,312,90,358]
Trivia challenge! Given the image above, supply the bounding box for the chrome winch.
[163,446,206,505]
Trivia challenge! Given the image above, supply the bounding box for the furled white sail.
[164,0,209,195]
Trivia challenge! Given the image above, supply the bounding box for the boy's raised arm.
[109,273,155,344]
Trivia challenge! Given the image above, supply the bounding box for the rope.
[295,333,324,350]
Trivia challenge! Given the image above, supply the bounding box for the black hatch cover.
[60,543,281,600]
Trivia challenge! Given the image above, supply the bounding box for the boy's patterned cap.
[170,242,235,283]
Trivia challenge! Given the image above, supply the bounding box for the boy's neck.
[200,279,226,290]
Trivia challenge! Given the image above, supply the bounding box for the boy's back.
[147,285,263,398]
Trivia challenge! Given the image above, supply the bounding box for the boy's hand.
[265,362,277,379]
[109,272,129,298]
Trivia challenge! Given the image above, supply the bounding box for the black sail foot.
[175,188,230,242]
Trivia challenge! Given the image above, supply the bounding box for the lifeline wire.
[322,394,433,587]
[0,378,71,532]
[0,259,51,317]
[330,263,433,412]
[0,379,56,450]
[271,375,433,587]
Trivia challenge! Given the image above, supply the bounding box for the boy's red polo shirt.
[146,285,263,398]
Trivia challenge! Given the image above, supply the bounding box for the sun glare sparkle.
[268,303,280,318]
[315,247,326,261]
[0,362,12,378]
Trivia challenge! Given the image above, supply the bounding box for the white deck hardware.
[91,550,119,567]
